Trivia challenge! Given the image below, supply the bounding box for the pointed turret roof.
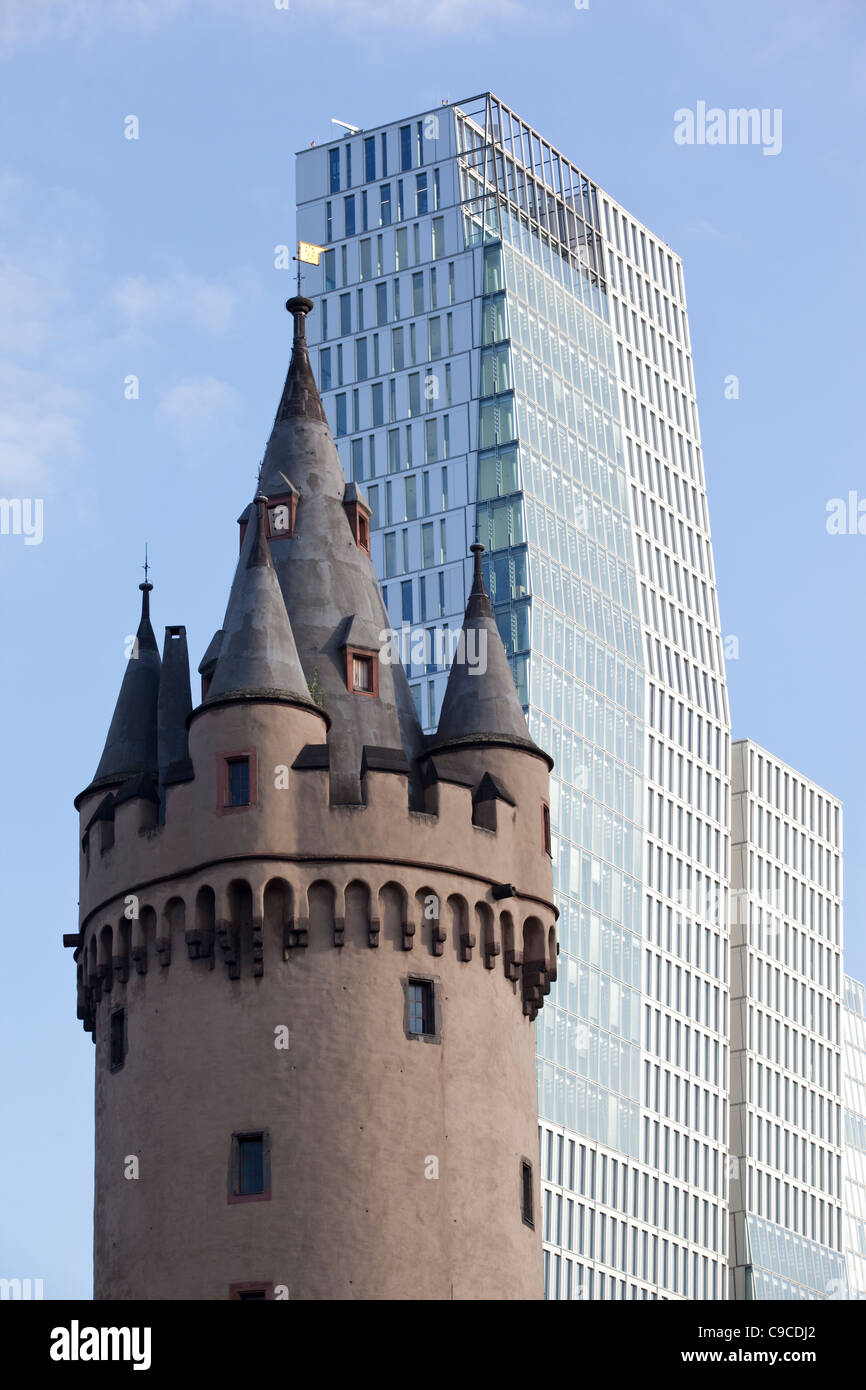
[258,298,423,802]
[273,295,328,426]
[205,492,320,711]
[157,626,194,786]
[432,545,548,759]
[90,582,161,791]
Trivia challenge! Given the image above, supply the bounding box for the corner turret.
[204,492,319,713]
[87,581,161,796]
[431,544,546,759]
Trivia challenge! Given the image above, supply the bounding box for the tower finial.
[285,295,314,346]
[270,296,326,426]
[470,542,485,594]
[140,545,153,618]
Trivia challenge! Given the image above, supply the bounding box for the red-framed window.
[218,751,258,813]
[265,494,297,540]
[344,499,372,555]
[345,647,379,697]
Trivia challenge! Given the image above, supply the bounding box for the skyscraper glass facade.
[297,92,731,1299]
[843,974,866,1299]
[729,740,846,1299]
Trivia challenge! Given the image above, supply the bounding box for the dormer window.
[353,655,372,691]
[265,492,298,540]
[346,647,378,697]
[343,484,372,555]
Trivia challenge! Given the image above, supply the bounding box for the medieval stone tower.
[69,298,557,1301]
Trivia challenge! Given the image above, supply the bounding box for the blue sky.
[1,0,864,1297]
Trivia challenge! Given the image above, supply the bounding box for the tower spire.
[89,574,161,791]
[204,489,321,712]
[432,543,544,756]
[271,297,328,426]
[258,296,423,804]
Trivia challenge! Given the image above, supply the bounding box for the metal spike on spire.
[140,544,153,618]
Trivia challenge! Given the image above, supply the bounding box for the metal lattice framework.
[452,92,605,290]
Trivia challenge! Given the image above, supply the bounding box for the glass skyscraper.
[843,975,866,1299]
[728,740,846,1299]
[296,92,731,1299]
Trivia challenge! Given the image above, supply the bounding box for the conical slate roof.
[91,583,161,789]
[432,545,545,757]
[272,296,328,426]
[259,297,423,802]
[205,492,318,709]
[157,625,193,786]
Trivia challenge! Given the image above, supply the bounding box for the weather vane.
[293,239,325,297]
[142,543,150,584]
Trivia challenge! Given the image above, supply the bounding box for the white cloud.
[112,271,241,337]
[682,219,741,245]
[0,173,102,359]
[302,0,526,32]
[157,375,243,449]
[0,170,259,496]
[0,0,527,54]
[0,260,72,357]
[0,177,98,492]
[0,363,85,494]
[0,0,190,53]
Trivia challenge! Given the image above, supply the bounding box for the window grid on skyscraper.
[297,93,732,1297]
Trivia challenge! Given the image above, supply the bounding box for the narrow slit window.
[542,802,552,856]
[522,1160,534,1227]
[109,1008,125,1072]
[239,1135,264,1195]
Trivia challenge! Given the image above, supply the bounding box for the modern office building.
[842,975,866,1299]
[728,740,847,1299]
[296,91,732,1299]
